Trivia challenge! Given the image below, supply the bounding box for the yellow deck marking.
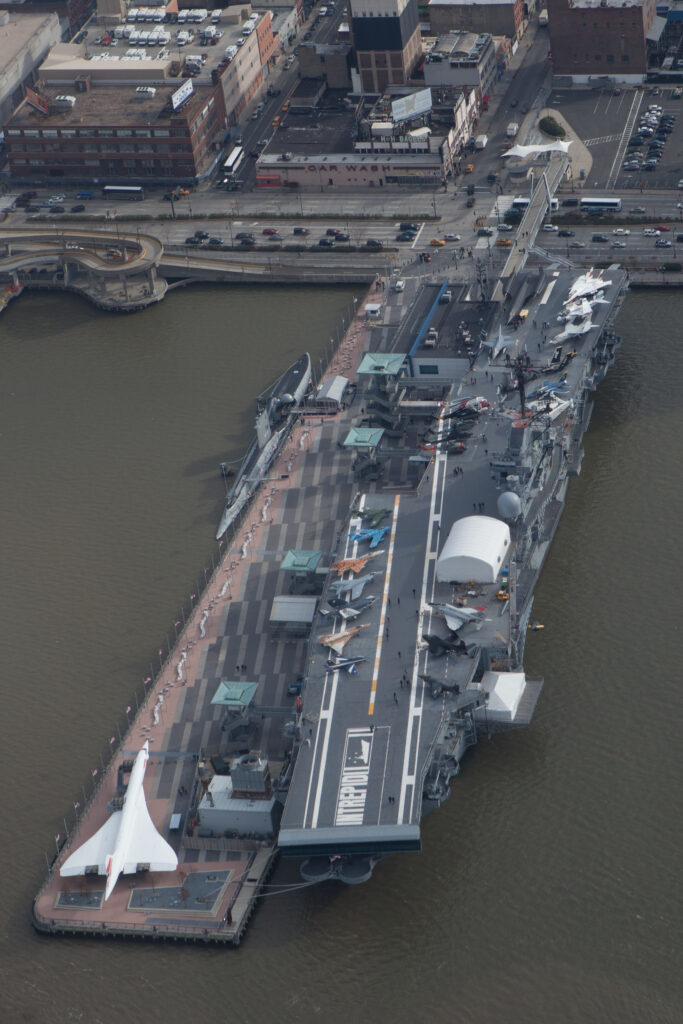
[368,494,401,715]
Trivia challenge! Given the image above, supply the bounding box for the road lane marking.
[606,91,643,190]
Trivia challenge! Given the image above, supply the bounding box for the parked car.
[293,227,309,235]
[70,204,86,213]
[262,227,280,235]
[365,239,383,249]
[318,237,334,246]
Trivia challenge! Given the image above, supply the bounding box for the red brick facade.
[548,0,656,76]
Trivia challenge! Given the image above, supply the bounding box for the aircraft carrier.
[33,261,627,942]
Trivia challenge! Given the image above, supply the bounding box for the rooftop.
[427,31,494,64]
[568,0,647,6]
[262,99,358,158]
[6,79,216,127]
[0,10,60,65]
[428,0,518,6]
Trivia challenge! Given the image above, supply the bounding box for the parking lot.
[552,87,683,191]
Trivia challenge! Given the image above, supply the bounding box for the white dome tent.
[436,515,510,584]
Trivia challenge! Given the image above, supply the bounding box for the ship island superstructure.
[33,262,627,942]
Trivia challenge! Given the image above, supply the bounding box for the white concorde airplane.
[60,740,178,900]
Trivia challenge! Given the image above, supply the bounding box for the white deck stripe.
[398,425,449,821]
[305,494,365,829]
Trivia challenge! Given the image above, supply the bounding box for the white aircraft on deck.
[429,602,486,632]
[60,741,177,900]
[565,269,612,305]
[328,572,379,601]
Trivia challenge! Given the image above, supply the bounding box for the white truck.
[506,122,520,138]
[474,134,488,150]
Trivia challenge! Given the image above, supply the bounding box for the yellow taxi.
[496,238,513,247]
[272,115,281,127]
[430,238,446,247]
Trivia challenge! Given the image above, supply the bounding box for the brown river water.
[0,284,681,1024]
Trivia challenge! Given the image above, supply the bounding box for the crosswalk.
[583,134,622,147]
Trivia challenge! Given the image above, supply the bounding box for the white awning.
[436,515,510,583]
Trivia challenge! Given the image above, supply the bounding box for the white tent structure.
[502,140,572,159]
[475,671,526,723]
[436,515,510,583]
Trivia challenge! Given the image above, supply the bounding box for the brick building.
[349,0,423,93]
[4,76,225,183]
[428,0,525,42]
[548,0,657,81]
[0,0,94,33]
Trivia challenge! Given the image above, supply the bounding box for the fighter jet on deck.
[328,572,379,601]
[421,634,471,658]
[348,526,390,548]
[429,602,486,632]
[331,551,384,576]
[336,596,378,621]
[318,623,370,654]
[325,656,367,675]
[60,741,177,901]
[352,507,393,527]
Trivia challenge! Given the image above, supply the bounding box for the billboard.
[171,79,194,111]
[391,88,432,126]
[25,86,49,116]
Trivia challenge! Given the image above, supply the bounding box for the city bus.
[511,196,559,212]
[579,197,622,214]
[102,184,144,200]
[222,145,244,180]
